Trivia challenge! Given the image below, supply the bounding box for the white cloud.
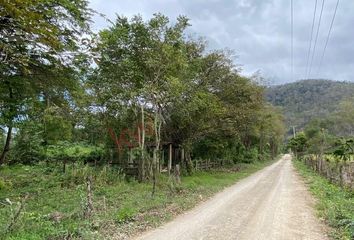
[88,0,354,84]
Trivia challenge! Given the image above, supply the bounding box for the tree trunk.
[138,105,145,182]
[151,110,162,197]
[188,153,193,174]
[84,175,94,218]
[0,125,13,165]
[184,148,193,175]
[168,143,172,175]
[152,149,158,197]
[1,85,15,166]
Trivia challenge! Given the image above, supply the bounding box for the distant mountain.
[266,79,354,133]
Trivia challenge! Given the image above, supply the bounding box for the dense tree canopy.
[0,0,92,163]
[0,8,285,183]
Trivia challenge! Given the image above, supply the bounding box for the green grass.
[0,159,276,239]
[294,160,354,240]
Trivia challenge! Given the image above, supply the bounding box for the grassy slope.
[293,160,354,240]
[0,159,276,239]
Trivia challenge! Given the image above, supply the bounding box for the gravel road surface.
[134,154,329,240]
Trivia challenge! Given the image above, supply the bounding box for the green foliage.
[287,132,308,156]
[0,10,285,169]
[292,118,354,163]
[115,206,138,223]
[44,108,73,144]
[9,121,44,164]
[332,138,354,162]
[0,177,12,190]
[291,95,354,163]
[0,0,92,164]
[91,13,284,179]
[0,9,286,238]
[243,148,259,163]
[45,142,104,163]
[266,79,354,133]
[333,99,354,137]
[294,160,354,240]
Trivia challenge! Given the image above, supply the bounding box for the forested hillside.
[266,79,354,132]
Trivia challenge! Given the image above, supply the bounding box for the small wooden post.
[168,143,172,175]
[84,175,94,219]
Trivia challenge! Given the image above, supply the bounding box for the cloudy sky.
[89,0,354,85]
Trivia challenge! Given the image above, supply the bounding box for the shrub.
[45,142,105,164]
[242,148,258,163]
[115,206,137,223]
[0,177,12,190]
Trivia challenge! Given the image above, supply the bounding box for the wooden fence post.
[168,143,172,175]
[84,175,94,219]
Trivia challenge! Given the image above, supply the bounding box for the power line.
[308,0,325,78]
[316,0,340,76]
[304,0,318,79]
[291,0,294,82]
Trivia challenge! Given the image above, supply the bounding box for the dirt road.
[134,154,329,240]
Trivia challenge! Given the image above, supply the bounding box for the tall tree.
[0,0,92,164]
[93,14,192,183]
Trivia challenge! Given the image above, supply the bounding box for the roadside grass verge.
[293,160,354,240]
[0,159,277,239]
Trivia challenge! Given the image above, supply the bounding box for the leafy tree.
[43,107,73,145]
[0,0,92,164]
[332,138,354,162]
[93,14,194,185]
[9,120,44,164]
[287,132,308,158]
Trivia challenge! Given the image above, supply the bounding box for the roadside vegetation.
[294,160,354,240]
[0,159,276,239]
[288,97,354,239]
[0,1,286,239]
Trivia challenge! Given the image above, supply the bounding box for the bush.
[0,177,12,190]
[9,121,44,164]
[242,148,258,163]
[115,206,137,223]
[45,142,105,163]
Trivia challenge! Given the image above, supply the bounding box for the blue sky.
[88,0,354,84]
